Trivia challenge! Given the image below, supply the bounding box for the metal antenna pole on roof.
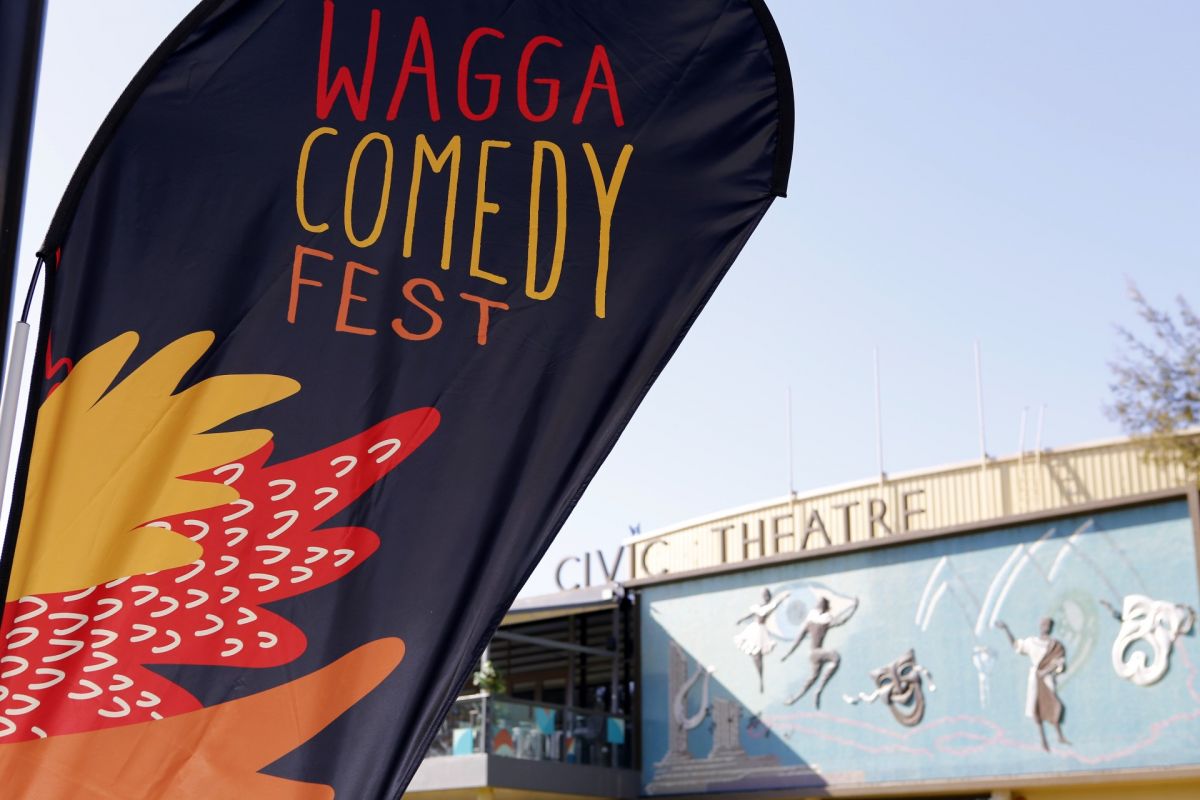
[974,340,989,517]
[874,347,885,486]
[786,386,795,497]
[1035,404,1046,466]
[974,340,988,467]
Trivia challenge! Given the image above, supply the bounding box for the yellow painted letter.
[344,132,394,248]
[470,139,512,285]
[404,135,462,270]
[296,127,337,233]
[583,143,633,319]
[526,140,568,301]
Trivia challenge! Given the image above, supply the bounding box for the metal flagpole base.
[1,255,45,511]
[0,319,30,500]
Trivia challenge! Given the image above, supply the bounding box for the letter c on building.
[640,539,669,577]
[555,556,581,591]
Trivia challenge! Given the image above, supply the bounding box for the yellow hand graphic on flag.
[6,331,299,601]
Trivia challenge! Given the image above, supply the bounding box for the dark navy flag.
[0,1,792,796]
[0,0,46,327]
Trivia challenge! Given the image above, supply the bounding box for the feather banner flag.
[0,0,792,796]
[0,0,46,321]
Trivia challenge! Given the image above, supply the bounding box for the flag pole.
[0,0,48,525]
[0,258,42,499]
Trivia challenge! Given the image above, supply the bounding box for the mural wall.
[640,499,1200,795]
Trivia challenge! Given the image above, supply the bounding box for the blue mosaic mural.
[640,499,1200,794]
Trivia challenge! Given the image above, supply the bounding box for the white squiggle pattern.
[368,438,402,462]
[313,487,338,511]
[83,652,118,673]
[14,597,48,623]
[330,455,357,477]
[63,586,96,603]
[196,614,224,637]
[267,511,299,540]
[249,573,280,592]
[268,479,296,500]
[222,499,254,521]
[93,598,122,621]
[213,462,245,486]
[151,630,181,655]
[49,612,89,636]
[183,519,210,542]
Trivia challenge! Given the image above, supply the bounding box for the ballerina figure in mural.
[781,595,858,709]
[734,588,790,693]
[995,617,1071,751]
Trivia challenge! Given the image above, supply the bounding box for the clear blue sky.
[10,2,1199,597]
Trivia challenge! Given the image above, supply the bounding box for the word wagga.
[288,4,635,346]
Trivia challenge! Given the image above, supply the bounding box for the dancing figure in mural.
[781,595,858,709]
[1101,595,1196,687]
[734,588,790,692]
[995,618,1070,751]
[843,649,936,727]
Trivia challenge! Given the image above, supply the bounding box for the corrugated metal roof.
[621,432,1196,580]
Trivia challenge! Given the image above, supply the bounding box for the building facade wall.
[637,493,1200,798]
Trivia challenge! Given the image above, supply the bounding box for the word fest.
[288,3,635,346]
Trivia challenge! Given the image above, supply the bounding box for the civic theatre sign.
[555,489,929,591]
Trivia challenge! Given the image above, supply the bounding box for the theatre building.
[406,433,1200,800]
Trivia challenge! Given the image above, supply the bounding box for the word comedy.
[289,2,635,347]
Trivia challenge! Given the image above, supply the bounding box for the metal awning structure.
[502,583,625,626]
[411,584,639,798]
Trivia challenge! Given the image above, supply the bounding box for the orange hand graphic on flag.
[0,638,405,799]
